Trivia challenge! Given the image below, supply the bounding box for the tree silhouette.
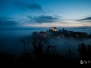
[78,43,91,60]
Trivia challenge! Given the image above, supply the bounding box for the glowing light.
[52,27,57,31]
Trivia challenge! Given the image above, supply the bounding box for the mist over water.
[0,27,91,57]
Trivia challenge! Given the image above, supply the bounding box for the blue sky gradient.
[0,0,91,27]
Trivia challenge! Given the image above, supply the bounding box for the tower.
[52,27,57,31]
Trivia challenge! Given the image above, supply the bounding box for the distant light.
[52,27,57,31]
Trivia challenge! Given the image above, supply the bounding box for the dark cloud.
[13,1,26,10]
[0,20,18,26]
[27,15,59,23]
[0,18,18,26]
[26,3,42,11]
[77,17,91,21]
[14,1,42,11]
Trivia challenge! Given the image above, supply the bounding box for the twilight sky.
[0,0,91,27]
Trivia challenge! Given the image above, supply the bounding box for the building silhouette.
[52,27,57,31]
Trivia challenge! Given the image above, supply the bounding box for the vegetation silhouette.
[0,38,91,65]
[78,43,91,60]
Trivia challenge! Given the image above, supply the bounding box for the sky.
[0,0,91,27]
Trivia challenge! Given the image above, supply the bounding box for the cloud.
[27,15,59,23]
[26,3,42,11]
[77,17,91,22]
[14,1,42,11]
[0,17,18,26]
